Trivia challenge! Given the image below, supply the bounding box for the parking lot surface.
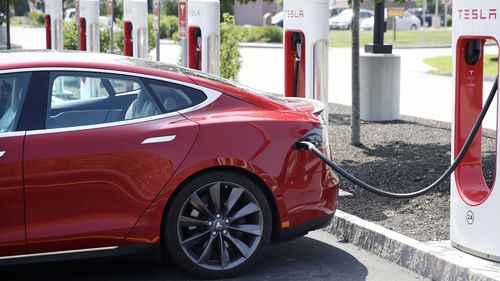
[1,231,425,281]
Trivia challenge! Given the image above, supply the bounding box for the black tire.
[164,170,272,279]
[411,24,418,30]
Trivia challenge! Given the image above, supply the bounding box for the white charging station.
[44,0,64,50]
[78,0,100,52]
[450,0,500,261]
[123,0,149,58]
[187,0,220,75]
[283,0,329,119]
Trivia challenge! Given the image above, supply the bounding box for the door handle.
[141,135,176,145]
[0,151,5,158]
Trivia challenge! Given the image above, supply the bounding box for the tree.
[351,0,361,146]
[350,0,406,146]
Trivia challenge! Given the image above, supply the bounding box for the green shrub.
[172,32,180,43]
[63,22,115,54]
[220,13,242,80]
[240,25,283,43]
[63,22,78,50]
[99,26,112,54]
[259,26,283,43]
[28,11,45,27]
[115,18,124,54]
[160,15,178,39]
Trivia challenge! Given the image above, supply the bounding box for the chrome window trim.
[0,246,118,261]
[0,67,221,135]
[0,131,26,138]
[27,111,181,136]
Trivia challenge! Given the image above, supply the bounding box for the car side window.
[360,12,372,19]
[46,72,162,129]
[0,72,31,133]
[144,79,207,113]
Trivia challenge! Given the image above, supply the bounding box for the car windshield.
[180,68,288,104]
[336,9,352,18]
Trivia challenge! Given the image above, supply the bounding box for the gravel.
[328,104,496,242]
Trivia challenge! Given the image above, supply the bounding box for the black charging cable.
[194,29,202,70]
[292,33,303,98]
[297,78,499,199]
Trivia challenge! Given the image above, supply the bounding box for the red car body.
[0,51,338,274]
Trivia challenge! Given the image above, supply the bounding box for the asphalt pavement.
[0,231,426,281]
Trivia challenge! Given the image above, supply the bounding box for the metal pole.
[435,0,438,16]
[76,0,80,50]
[444,3,448,27]
[181,38,187,67]
[423,0,427,28]
[393,17,396,41]
[373,0,384,47]
[110,0,114,53]
[6,0,10,50]
[156,0,160,61]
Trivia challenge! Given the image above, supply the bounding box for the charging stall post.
[123,0,149,58]
[187,0,220,75]
[44,0,63,50]
[283,0,329,120]
[450,0,500,261]
[78,0,100,52]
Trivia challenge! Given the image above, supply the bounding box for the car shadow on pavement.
[0,236,368,281]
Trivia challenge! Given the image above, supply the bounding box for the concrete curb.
[324,210,500,281]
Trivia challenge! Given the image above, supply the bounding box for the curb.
[324,210,500,281]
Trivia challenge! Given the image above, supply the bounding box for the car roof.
[0,50,192,83]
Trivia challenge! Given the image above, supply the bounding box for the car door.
[24,71,201,254]
[0,72,31,256]
[398,13,411,30]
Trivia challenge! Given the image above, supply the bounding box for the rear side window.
[46,72,161,129]
[109,79,141,94]
[51,75,109,104]
[144,79,207,113]
[0,72,31,132]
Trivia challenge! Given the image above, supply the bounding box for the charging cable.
[292,33,303,98]
[297,78,498,199]
[194,29,202,70]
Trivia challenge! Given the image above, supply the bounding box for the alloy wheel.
[176,181,264,271]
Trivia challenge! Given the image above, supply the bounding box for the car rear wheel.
[165,170,272,279]
[411,24,418,30]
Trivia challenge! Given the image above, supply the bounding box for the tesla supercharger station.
[450,0,500,261]
[44,0,63,50]
[78,0,100,52]
[187,0,220,75]
[123,0,149,58]
[283,0,329,120]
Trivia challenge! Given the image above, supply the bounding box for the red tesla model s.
[0,51,338,278]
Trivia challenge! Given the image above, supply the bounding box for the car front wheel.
[165,170,272,279]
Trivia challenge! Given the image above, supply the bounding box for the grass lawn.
[424,55,499,78]
[329,29,452,48]
[9,17,24,26]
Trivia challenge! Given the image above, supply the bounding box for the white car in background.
[64,8,76,22]
[361,11,420,31]
[329,9,374,30]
